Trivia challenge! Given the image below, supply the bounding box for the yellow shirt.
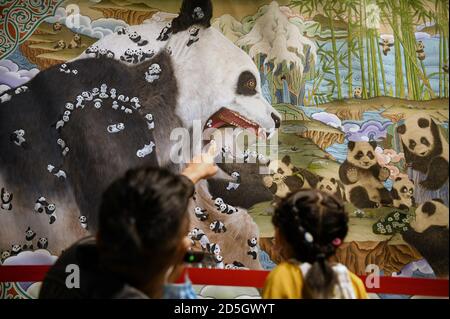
[263,261,368,299]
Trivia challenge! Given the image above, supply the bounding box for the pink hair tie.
[332,238,342,247]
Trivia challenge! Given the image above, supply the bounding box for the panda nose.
[271,113,281,128]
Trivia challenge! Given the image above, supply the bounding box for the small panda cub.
[194,206,208,221]
[187,26,200,47]
[247,237,258,260]
[190,228,210,251]
[410,199,448,233]
[11,244,22,256]
[225,261,247,270]
[25,227,36,244]
[79,215,88,229]
[353,87,362,99]
[213,254,224,269]
[207,243,221,256]
[37,237,49,250]
[209,220,227,233]
[317,177,345,201]
[263,155,318,201]
[157,22,172,41]
[34,197,57,224]
[145,64,162,83]
[1,250,11,263]
[128,31,149,47]
[1,187,13,211]
[390,177,415,211]
[416,41,426,61]
[339,141,392,209]
[226,171,241,191]
[214,198,238,215]
[10,129,28,148]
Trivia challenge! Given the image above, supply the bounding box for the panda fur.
[410,199,448,233]
[247,237,258,260]
[263,155,319,201]
[397,114,449,191]
[339,141,392,209]
[390,177,415,211]
[402,199,449,277]
[317,177,345,201]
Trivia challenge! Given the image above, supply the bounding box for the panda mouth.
[205,108,266,138]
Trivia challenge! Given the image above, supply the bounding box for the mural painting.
[0,0,448,299]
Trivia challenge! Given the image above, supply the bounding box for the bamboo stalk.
[358,0,368,99]
[377,30,387,95]
[348,5,353,98]
[329,12,343,100]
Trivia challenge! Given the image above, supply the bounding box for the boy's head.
[96,167,194,286]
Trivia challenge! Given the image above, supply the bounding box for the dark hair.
[97,167,194,286]
[273,190,348,299]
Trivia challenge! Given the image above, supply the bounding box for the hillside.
[20,22,96,69]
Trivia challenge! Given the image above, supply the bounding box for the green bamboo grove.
[290,0,449,103]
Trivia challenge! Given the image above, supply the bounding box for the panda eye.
[326,186,332,191]
[277,168,284,174]
[237,71,257,96]
[367,151,374,159]
[420,137,430,146]
[409,140,417,149]
[355,151,364,159]
[401,187,408,193]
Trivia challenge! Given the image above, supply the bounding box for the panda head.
[209,221,216,230]
[16,129,25,137]
[219,203,227,211]
[73,34,80,41]
[25,227,34,237]
[317,177,340,195]
[267,155,295,183]
[130,31,139,39]
[58,40,65,47]
[249,237,257,246]
[12,244,21,252]
[47,204,56,213]
[347,141,378,169]
[38,237,48,245]
[411,199,449,233]
[79,216,87,223]
[417,41,425,50]
[214,198,223,206]
[194,207,202,213]
[2,188,11,201]
[210,243,220,255]
[392,177,414,200]
[1,250,10,260]
[397,115,438,158]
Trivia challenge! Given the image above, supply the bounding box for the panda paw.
[379,167,390,181]
[263,176,274,188]
[347,168,358,183]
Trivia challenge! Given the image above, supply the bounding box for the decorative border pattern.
[0,0,65,59]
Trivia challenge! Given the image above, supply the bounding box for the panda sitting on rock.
[339,141,392,209]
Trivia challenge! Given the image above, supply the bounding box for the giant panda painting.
[0,0,449,299]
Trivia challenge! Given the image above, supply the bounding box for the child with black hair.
[39,151,217,299]
[263,190,368,299]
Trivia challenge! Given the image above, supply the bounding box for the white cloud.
[0,60,39,88]
[45,7,128,39]
[2,249,57,266]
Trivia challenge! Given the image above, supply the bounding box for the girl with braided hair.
[263,190,368,299]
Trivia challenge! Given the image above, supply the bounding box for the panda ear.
[397,124,406,135]
[432,198,445,205]
[172,0,213,33]
[282,155,291,166]
[369,141,377,149]
[348,141,356,151]
[395,177,402,182]
[418,118,430,128]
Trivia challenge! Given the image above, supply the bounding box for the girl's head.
[273,189,348,299]
[97,167,194,292]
